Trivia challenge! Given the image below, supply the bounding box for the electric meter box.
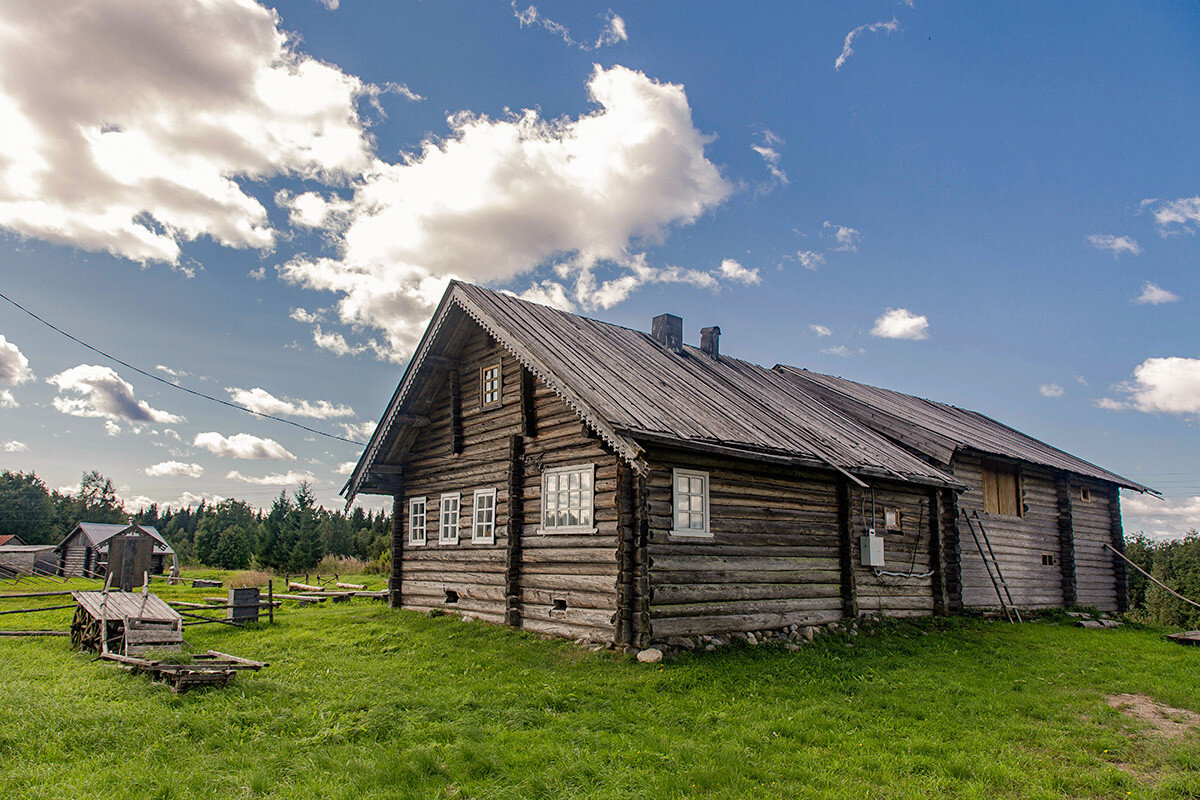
[860,529,885,567]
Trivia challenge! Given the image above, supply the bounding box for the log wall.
[954,454,1065,609]
[848,481,937,618]
[1071,479,1120,612]
[396,323,621,642]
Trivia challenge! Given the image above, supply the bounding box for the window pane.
[579,508,591,526]
[580,471,591,490]
[569,472,579,490]
[676,510,687,528]
[691,515,704,530]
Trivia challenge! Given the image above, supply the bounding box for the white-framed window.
[480,362,502,408]
[541,463,594,533]
[672,468,711,537]
[473,488,497,544]
[409,497,427,546]
[439,493,460,544]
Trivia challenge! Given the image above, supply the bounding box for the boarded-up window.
[981,462,1022,516]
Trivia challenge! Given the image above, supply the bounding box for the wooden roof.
[345,282,961,501]
[57,523,174,555]
[72,590,181,624]
[774,366,1153,493]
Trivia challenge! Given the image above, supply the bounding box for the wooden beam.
[1056,475,1077,607]
[1109,489,1129,613]
[836,476,858,618]
[424,354,453,370]
[616,462,635,648]
[504,433,523,628]
[449,369,463,455]
[389,487,405,609]
[928,487,947,616]
[942,487,963,614]
[392,414,430,427]
[632,472,651,649]
[519,365,536,438]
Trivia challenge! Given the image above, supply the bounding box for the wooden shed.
[344,281,1152,649]
[55,523,176,579]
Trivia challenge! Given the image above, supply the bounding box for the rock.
[784,643,800,652]
[704,644,716,651]
[637,648,664,663]
[849,629,858,636]
[1100,619,1122,628]
[746,633,758,645]
[802,626,816,641]
[589,644,603,652]
[1079,620,1104,628]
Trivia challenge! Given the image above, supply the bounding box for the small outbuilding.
[55,523,176,579]
[0,541,56,576]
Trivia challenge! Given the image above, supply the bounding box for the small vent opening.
[444,589,459,604]
[552,598,568,612]
[1041,553,1057,567]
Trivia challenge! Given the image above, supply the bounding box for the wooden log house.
[343,281,1152,648]
[55,523,176,579]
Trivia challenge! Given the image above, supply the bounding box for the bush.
[317,554,369,574]
[364,548,391,575]
[228,569,273,588]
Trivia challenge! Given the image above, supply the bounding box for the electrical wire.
[0,290,366,447]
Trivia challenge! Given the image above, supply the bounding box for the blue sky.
[0,1,1198,536]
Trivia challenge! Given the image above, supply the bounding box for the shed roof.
[0,534,22,547]
[345,282,961,501]
[773,366,1152,493]
[56,523,175,556]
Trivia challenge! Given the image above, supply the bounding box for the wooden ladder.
[962,510,1022,623]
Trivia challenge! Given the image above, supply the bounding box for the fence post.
[268,579,274,625]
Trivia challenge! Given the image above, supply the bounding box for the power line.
[0,291,366,447]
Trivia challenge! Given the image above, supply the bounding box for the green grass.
[1,571,1198,799]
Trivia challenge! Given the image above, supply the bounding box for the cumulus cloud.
[823,221,862,252]
[1039,383,1065,398]
[1145,196,1200,235]
[1087,234,1140,258]
[835,17,900,70]
[870,308,929,340]
[144,461,205,478]
[3,440,27,452]
[193,431,296,460]
[809,324,833,337]
[0,390,15,408]
[512,3,628,50]
[1097,357,1200,417]
[226,469,315,486]
[0,335,33,387]
[340,419,378,441]
[796,250,826,271]
[1135,282,1179,305]
[1123,494,1200,540]
[0,0,374,264]
[335,461,357,475]
[718,259,761,285]
[154,365,189,379]
[279,65,732,358]
[47,364,181,428]
[822,345,864,358]
[227,386,354,419]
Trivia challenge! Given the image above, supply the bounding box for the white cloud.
[171,491,226,509]
[275,190,353,229]
[870,308,929,340]
[835,17,900,71]
[1135,281,1179,305]
[335,461,357,475]
[193,431,296,461]
[154,364,189,379]
[1123,494,1200,540]
[226,469,315,486]
[718,259,761,285]
[823,221,862,252]
[1039,383,1064,398]
[0,0,374,264]
[279,65,733,359]
[1145,196,1200,235]
[47,364,181,426]
[340,419,378,441]
[0,390,15,408]
[248,266,267,281]
[796,250,826,271]
[120,494,157,513]
[1100,357,1200,417]
[0,335,33,386]
[227,386,354,419]
[809,324,833,337]
[3,440,27,452]
[822,345,864,358]
[1087,234,1140,258]
[144,461,204,478]
[751,131,787,187]
[515,281,575,311]
[512,3,628,50]
[314,0,339,9]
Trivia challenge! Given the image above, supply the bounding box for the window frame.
[539,463,596,534]
[883,507,902,531]
[472,488,497,544]
[480,361,502,409]
[981,461,1023,517]
[438,492,461,544]
[408,496,427,546]
[1079,486,1092,503]
[671,468,712,538]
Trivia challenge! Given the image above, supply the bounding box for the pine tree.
[288,483,322,570]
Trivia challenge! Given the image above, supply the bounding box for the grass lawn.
[1,570,1198,799]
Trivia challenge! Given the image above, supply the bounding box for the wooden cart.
[70,589,183,655]
[101,650,268,692]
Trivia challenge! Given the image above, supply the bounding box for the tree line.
[0,470,392,572]
[1125,532,1200,629]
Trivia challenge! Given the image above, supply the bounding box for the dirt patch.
[1106,693,1200,737]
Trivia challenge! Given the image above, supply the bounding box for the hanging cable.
[0,290,365,446]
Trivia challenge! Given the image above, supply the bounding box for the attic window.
[1079,486,1092,502]
[480,362,502,409]
[981,462,1022,517]
[884,508,902,531]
